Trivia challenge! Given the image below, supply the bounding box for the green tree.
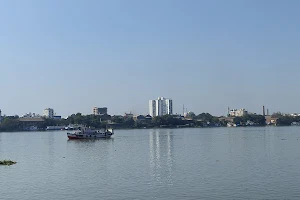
[124,118,135,127]
[0,117,20,131]
[277,116,294,126]
[233,117,243,124]
[111,116,125,124]
[185,112,196,119]
[272,112,283,118]
[196,113,213,122]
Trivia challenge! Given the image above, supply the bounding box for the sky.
[1,0,300,117]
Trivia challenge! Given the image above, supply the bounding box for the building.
[133,115,146,122]
[53,116,62,120]
[265,116,278,125]
[43,108,54,118]
[19,117,45,130]
[93,107,108,115]
[149,97,173,116]
[133,115,152,121]
[229,108,248,117]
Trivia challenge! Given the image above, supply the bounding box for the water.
[1,127,300,199]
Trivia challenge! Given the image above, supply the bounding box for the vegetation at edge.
[0,160,17,166]
[1,112,300,132]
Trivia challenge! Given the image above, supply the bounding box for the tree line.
[1,112,300,132]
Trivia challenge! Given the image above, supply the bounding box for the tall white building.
[43,108,54,118]
[149,97,173,116]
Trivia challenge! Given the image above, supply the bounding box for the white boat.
[67,126,114,139]
[46,126,65,130]
[29,126,38,131]
[227,122,233,127]
[227,122,237,127]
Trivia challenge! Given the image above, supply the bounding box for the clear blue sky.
[1,0,300,117]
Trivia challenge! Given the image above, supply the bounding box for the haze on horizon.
[1,0,300,117]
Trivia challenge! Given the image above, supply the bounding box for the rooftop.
[19,118,45,122]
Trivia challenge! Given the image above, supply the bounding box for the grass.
[0,160,17,166]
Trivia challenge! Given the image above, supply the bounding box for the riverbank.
[0,124,288,133]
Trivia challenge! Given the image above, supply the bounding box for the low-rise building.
[93,107,108,115]
[19,117,45,130]
[265,116,278,125]
[229,108,248,117]
[219,117,235,123]
[133,115,146,122]
[133,115,153,122]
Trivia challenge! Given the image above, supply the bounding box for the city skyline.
[0,103,289,118]
[1,1,300,116]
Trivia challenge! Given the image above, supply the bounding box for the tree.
[272,112,283,118]
[277,116,294,126]
[124,118,135,127]
[233,117,243,124]
[111,116,124,124]
[0,117,20,131]
[185,112,196,119]
[196,113,213,122]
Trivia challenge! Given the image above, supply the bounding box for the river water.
[1,127,300,199]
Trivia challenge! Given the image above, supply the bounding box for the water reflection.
[67,138,114,143]
[149,129,174,185]
[47,132,55,167]
[0,133,2,153]
[66,138,115,156]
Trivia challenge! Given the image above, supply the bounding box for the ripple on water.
[1,127,300,199]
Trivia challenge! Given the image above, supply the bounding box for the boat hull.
[67,133,113,139]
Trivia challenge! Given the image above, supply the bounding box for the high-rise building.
[43,108,54,118]
[149,97,173,116]
[93,107,108,115]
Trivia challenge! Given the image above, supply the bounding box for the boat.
[67,126,114,139]
[46,126,66,131]
[27,126,38,131]
[291,122,300,126]
[227,122,233,127]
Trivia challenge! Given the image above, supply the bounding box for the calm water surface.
[1,127,300,199]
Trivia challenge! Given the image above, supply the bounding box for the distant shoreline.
[0,125,296,133]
